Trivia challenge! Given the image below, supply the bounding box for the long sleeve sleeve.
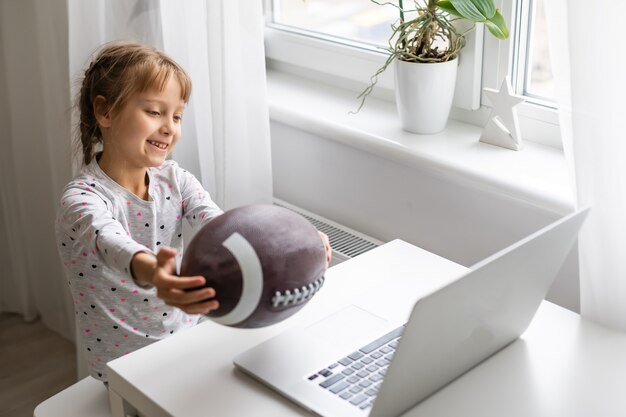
[177,168,223,232]
[56,184,153,279]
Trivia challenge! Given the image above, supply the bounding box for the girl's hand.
[318,231,332,268]
[132,247,219,315]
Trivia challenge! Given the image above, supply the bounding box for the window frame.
[481,0,560,148]
[264,0,562,149]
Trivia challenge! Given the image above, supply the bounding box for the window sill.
[267,69,575,215]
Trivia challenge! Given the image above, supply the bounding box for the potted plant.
[357,0,509,134]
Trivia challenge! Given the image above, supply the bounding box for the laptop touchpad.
[305,305,391,354]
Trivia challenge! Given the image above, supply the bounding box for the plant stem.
[421,0,438,56]
[398,0,406,52]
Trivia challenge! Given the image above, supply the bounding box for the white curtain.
[0,0,75,340]
[544,1,626,331]
[0,0,272,350]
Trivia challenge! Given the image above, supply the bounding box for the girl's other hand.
[318,231,332,268]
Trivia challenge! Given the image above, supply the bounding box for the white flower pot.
[394,57,459,134]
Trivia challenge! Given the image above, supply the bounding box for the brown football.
[180,204,327,328]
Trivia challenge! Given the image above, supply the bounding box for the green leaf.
[448,0,496,21]
[469,0,496,18]
[484,9,509,39]
[436,1,464,18]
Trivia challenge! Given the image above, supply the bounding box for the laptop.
[234,208,589,417]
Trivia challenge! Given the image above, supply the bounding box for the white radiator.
[273,199,383,266]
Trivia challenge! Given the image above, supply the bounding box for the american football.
[180,204,327,328]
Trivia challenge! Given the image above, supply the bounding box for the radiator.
[273,199,383,266]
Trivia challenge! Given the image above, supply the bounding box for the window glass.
[523,0,554,102]
[271,0,397,47]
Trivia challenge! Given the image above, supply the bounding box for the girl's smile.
[147,140,170,150]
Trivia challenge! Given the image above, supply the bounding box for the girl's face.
[103,76,185,169]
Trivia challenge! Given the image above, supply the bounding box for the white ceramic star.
[479,76,525,150]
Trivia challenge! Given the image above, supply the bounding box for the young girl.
[55,41,331,382]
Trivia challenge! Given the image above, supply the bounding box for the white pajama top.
[55,157,223,381]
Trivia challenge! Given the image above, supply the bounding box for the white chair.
[33,376,110,417]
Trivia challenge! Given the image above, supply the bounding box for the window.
[512,0,555,105]
[265,0,561,148]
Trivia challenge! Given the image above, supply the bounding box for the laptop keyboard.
[306,325,405,411]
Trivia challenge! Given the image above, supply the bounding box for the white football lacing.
[271,276,325,308]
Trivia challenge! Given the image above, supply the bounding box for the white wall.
[270,121,580,312]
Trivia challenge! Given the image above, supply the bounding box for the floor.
[0,313,77,417]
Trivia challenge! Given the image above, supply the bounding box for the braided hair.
[75,41,192,165]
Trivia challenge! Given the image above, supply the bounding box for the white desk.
[107,240,626,417]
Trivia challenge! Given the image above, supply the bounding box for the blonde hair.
[76,41,192,165]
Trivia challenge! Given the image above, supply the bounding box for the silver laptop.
[234,208,589,417]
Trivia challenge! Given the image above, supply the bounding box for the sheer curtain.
[544,1,626,331]
[1,0,272,363]
[0,0,74,340]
